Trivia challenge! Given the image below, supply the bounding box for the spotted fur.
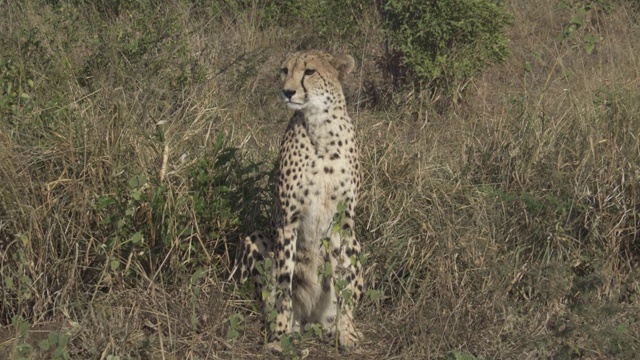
[240,50,363,352]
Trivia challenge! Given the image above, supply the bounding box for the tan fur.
[240,50,363,352]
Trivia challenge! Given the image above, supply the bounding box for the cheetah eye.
[304,69,316,76]
[281,68,288,75]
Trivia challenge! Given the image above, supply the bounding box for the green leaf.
[616,323,628,333]
[58,333,70,347]
[341,288,352,301]
[18,233,29,245]
[131,190,142,201]
[226,327,238,340]
[304,323,323,337]
[570,15,583,27]
[366,289,383,301]
[16,343,33,357]
[19,275,32,286]
[214,148,238,169]
[129,231,144,245]
[255,261,265,276]
[190,267,206,283]
[263,257,273,270]
[323,262,332,276]
[128,175,147,189]
[97,196,118,210]
[38,339,51,351]
[212,133,224,155]
[280,334,292,352]
[229,313,243,327]
[13,315,30,334]
[52,347,68,359]
[48,332,59,344]
[5,276,14,290]
[584,34,596,55]
[267,309,277,322]
[191,313,199,329]
[110,259,120,271]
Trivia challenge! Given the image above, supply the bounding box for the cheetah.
[240,50,363,352]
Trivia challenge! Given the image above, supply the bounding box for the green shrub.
[381,0,512,101]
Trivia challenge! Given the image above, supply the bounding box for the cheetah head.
[280,50,355,112]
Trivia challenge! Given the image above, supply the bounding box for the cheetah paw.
[264,341,282,353]
[338,330,361,352]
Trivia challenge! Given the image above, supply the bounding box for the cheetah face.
[280,50,355,112]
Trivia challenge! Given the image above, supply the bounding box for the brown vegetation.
[1,1,639,359]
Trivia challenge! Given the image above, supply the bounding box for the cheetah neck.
[298,104,353,156]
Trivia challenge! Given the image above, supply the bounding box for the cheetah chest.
[297,149,355,244]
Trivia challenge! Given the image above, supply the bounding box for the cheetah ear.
[331,54,355,82]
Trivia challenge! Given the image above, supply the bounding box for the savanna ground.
[1,1,639,359]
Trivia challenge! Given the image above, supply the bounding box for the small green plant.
[12,315,33,360]
[38,331,71,360]
[303,323,323,338]
[279,333,295,356]
[365,288,383,302]
[0,59,35,122]
[447,350,483,360]
[2,233,36,326]
[381,0,511,102]
[253,255,277,346]
[189,267,207,329]
[226,313,244,341]
[279,332,311,359]
[558,0,611,54]
[95,174,150,282]
[256,257,274,302]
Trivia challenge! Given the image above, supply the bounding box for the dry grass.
[1,1,639,359]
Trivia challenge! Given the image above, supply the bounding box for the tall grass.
[1,0,639,359]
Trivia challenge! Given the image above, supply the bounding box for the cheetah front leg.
[323,212,363,351]
[266,221,298,351]
[337,237,363,350]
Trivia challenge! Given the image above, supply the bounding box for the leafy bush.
[381,0,512,101]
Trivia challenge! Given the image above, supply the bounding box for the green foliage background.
[382,0,511,99]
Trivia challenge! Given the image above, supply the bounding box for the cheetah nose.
[282,89,296,100]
